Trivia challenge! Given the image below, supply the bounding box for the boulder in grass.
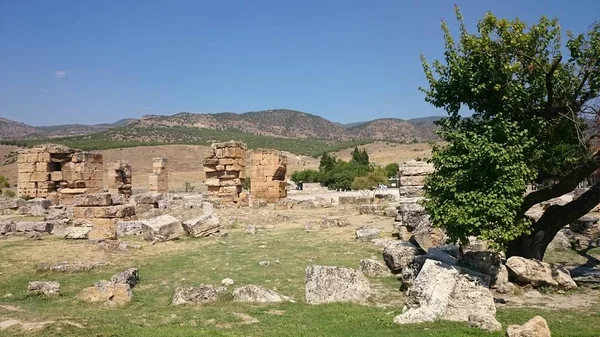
[141,215,182,242]
[305,265,371,304]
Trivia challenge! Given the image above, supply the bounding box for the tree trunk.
[506,181,600,260]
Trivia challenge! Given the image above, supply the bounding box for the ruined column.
[107,161,133,197]
[203,141,247,203]
[148,157,168,193]
[250,149,287,202]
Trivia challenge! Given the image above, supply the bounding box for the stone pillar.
[107,161,132,197]
[203,141,247,203]
[398,160,434,198]
[250,149,287,202]
[149,158,168,193]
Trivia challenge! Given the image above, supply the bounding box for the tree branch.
[519,150,600,216]
[545,56,562,113]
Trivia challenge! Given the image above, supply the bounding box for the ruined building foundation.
[250,149,287,202]
[149,157,168,193]
[106,161,132,197]
[17,145,103,204]
[203,141,247,203]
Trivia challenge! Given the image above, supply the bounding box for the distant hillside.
[409,116,445,124]
[0,117,40,139]
[345,118,438,143]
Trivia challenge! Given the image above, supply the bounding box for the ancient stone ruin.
[148,157,168,193]
[106,161,132,197]
[250,149,287,202]
[398,160,434,197]
[72,193,136,240]
[203,141,247,203]
[17,144,103,204]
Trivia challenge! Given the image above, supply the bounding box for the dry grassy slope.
[0,142,431,191]
[0,118,40,139]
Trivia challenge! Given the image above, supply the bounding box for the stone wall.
[398,160,434,198]
[17,144,103,203]
[149,157,168,193]
[72,193,136,240]
[203,141,247,203]
[250,149,287,202]
[107,161,132,197]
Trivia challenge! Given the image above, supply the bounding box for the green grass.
[0,227,599,336]
[0,126,371,157]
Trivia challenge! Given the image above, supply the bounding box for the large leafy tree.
[421,6,600,259]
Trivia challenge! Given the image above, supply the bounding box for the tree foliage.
[385,163,400,178]
[0,175,14,198]
[421,6,600,251]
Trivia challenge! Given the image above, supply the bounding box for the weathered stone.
[399,160,435,176]
[245,225,256,235]
[26,198,52,216]
[506,316,551,337]
[73,193,112,207]
[319,217,350,228]
[0,220,15,235]
[15,221,53,233]
[77,280,132,306]
[232,285,293,303]
[359,259,393,277]
[172,285,227,305]
[384,206,397,217]
[382,242,419,274]
[355,227,380,242]
[0,198,26,210]
[401,255,428,286]
[506,256,577,290]
[394,260,497,326]
[426,247,458,265]
[141,215,182,242]
[132,192,164,205]
[182,213,220,238]
[110,268,140,288]
[37,261,106,273]
[468,313,502,332]
[411,227,446,251]
[221,278,234,286]
[399,186,424,197]
[27,281,60,296]
[547,231,572,251]
[305,265,371,304]
[459,251,505,288]
[358,204,385,215]
[568,266,600,285]
[338,196,358,204]
[116,221,144,237]
[45,206,68,220]
[64,226,91,239]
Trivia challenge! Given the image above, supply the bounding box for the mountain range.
[0,109,443,143]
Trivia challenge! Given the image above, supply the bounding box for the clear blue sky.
[1,0,598,126]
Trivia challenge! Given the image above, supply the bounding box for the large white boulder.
[305,265,371,305]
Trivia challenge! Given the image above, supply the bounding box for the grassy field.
[1,205,599,336]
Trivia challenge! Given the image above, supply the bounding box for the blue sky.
[1,0,598,126]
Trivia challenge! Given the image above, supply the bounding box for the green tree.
[385,163,400,178]
[0,175,13,197]
[421,6,600,259]
[319,152,336,172]
[350,147,370,166]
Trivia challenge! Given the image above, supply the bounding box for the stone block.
[400,175,426,186]
[141,215,182,242]
[73,193,112,207]
[87,218,119,240]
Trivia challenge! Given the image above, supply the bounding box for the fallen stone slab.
[141,215,182,242]
[37,261,106,273]
[411,226,446,251]
[182,213,220,238]
[64,226,91,240]
[383,242,420,274]
[26,198,52,216]
[15,222,53,233]
[305,265,371,304]
[506,256,577,290]
[232,285,293,303]
[394,260,498,328]
[172,285,228,305]
[110,268,140,288]
[359,259,392,277]
[506,315,551,337]
[77,280,132,306]
[132,192,165,205]
[116,221,144,237]
[459,251,506,288]
[73,193,112,207]
[27,281,60,296]
[0,198,26,210]
[355,227,380,242]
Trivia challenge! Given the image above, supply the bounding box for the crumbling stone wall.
[250,149,287,202]
[17,144,103,203]
[149,157,168,193]
[203,141,247,203]
[398,160,434,198]
[72,193,136,240]
[107,161,132,197]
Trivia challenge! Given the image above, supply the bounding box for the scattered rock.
[411,227,446,251]
[259,261,271,266]
[319,217,350,228]
[468,313,502,332]
[382,242,419,274]
[547,231,571,250]
[15,222,53,234]
[37,261,106,273]
[245,225,256,235]
[172,285,227,305]
[110,268,140,288]
[359,259,392,277]
[506,316,551,337]
[506,256,577,290]
[182,213,220,238]
[232,285,293,303]
[425,247,458,265]
[221,278,234,286]
[27,281,60,296]
[77,281,132,306]
[459,251,506,289]
[141,215,182,242]
[64,226,91,240]
[26,198,52,216]
[0,220,14,235]
[305,265,371,304]
[394,260,498,327]
[355,227,380,242]
[116,221,144,237]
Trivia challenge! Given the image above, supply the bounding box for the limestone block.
[73,193,112,207]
